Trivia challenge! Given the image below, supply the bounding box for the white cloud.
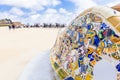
[38,8,74,24]
[3,0,119,25]
[45,8,57,14]
[65,0,97,21]
[106,0,120,7]
[0,0,98,25]
[51,0,61,6]
[69,0,97,10]
[9,7,25,16]
[68,0,97,15]
[0,7,74,25]
[0,0,61,11]
[0,12,17,19]
[30,14,41,21]
[59,8,72,15]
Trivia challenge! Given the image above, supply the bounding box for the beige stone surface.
[0,27,59,80]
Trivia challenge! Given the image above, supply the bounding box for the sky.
[0,0,120,24]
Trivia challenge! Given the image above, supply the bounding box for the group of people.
[25,23,66,28]
[8,25,15,30]
[8,23,66,30]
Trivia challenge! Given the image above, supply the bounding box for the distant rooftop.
[0,19,12,26]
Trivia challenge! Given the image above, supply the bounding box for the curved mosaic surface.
[50,6,120,80]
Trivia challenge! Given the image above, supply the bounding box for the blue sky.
[0,0,120,24]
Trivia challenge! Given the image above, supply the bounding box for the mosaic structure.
[50,6,120,80]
